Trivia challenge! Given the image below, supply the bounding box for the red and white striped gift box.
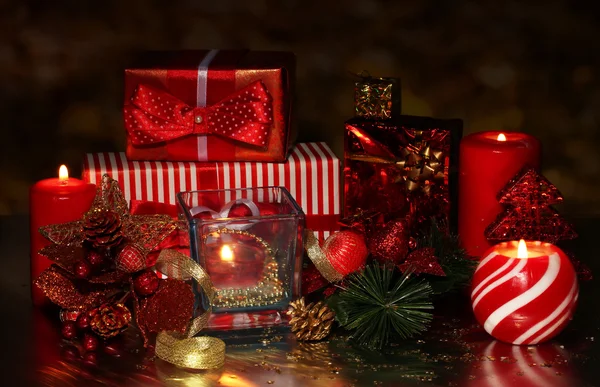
[82,142,341,241]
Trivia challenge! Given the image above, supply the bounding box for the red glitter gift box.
[124,50,296,162]
[344,116,462,234]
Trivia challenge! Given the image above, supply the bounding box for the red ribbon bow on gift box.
[124,80,273,147]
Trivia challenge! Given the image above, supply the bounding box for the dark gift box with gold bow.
[124,50,296,162]
[344,115,462,234]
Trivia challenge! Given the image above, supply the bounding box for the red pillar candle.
[471,240,578,345]
[458,131,540,257]
[29,165,96,306]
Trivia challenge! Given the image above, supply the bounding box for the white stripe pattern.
[483,254,561,334]
[81,143,341,240]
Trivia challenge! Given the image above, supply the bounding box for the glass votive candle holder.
[178,187,305,331]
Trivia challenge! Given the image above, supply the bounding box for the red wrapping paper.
[82,143,340,241]
[124,50,296,162]
[344,116,462,235]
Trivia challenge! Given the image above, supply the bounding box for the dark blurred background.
[2,0,599,215]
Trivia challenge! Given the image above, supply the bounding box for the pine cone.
[83,210,123,249]
[287,298,335,341]
[89,303,131,338]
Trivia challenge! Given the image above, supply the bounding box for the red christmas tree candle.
[30,165,96,306]
[458,131,540,257]
[471,240,578,345]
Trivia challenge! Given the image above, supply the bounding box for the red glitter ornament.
[485,166,577,244]
[76,312,91,330]
[115,243,146,273]
[61,321,78,340]
[73,260,92,279]
[82,333,99,352]
[397,247,445,276]
[138,279,194,336]
[133,270,160,297]
[369,218,410,264]
[322,231,368,276]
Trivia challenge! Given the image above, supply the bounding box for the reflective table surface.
[1,215,598,386]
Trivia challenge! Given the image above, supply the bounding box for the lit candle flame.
[517,239,528,259]
[58,165,69,181]
[220,245,233,262]
[497,133,507,142]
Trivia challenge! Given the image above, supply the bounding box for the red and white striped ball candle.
[471,239,578,345]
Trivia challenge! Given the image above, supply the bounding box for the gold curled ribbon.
[304,230,344,283]
[153,249,225,369]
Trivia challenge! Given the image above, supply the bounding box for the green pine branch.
[329,264,433,349]
[417,219,477,294]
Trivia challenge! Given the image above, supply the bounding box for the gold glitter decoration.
[287,298,335,341]
[304,230,343,283]
[154,249,226,370]
[38,174,177,258]
[34,265,111,310]
[202,228,285,308]
[354,72,399,120]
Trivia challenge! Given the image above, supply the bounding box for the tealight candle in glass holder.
[178,187,305,331]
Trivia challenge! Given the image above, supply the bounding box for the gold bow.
[153,249,225,369]
[395,139,445,194]
[349,130,445,194]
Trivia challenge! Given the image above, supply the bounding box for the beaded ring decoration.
[203,228,285,308]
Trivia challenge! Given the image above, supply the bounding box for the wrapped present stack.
[343,73,463,258]
[83,50,341,242]
[29,50,587,371]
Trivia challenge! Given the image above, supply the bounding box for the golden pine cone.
[89,303,132,338]
[83,209,124,249]
[287,298,335,341]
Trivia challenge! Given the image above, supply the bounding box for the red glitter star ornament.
[397,247,445,276]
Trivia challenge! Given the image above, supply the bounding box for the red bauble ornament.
[83,333,99,352]
[76,312,91,330]
[369,218,410,264]
[115,244,146,273]
[322,231,368,276]
[86,249,108,269]
[133,270,160,297]
[61,321,78,340]
[471,240,578,345]
[73,260,92,279]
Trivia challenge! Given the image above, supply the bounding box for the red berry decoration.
[61,321,78,340]
[133,270,160,297]
[322,231,368,276]
[86,249,108,269]
[73,260,92,279]
[82,333,99,352]
[76,312,91,330]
